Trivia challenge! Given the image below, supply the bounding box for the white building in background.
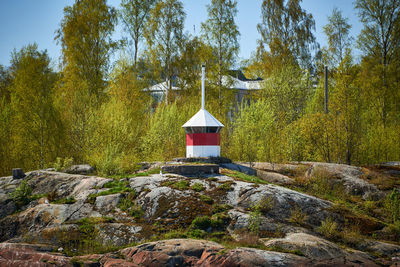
[144,70,263,104]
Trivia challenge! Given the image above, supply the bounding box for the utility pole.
[324,66,329,114]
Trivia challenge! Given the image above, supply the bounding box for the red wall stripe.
[186,133,220,146]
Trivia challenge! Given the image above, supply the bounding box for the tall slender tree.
[120,0,158,67]
[201,0,240,114]
[9,44,62,169]
[144,0,185,104]
[257,0,318,69]
[56,0,117,100]
[55,0,117,160]
[355,0,400,127]
[323,8,352,67]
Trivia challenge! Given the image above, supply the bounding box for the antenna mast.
[201,64,205,110]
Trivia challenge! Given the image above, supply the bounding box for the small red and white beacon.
[182,65,224,158]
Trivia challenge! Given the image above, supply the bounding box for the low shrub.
[385,189,400,223]
[162,180,190,190]
[199,194,213,204]
[191,216,212,231]
[9,180,32,207]
[53,157,73,172]
[318,217,339,239]
[212,204,233,214]
[248,208,262,234]
[251,196,274,213]
[52,197,76,204]
[287,206,307,226]
[191,183,205,192]
[187,229,206,239]
[217,182,233,191]
[173,180,190,190]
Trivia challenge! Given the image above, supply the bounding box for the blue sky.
[0,0,362,68]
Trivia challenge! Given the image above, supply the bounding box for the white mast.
[201,64,205,110]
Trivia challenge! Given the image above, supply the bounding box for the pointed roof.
[182,108,224,128]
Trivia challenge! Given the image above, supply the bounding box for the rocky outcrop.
[64,164,95,174]
[304,162,383,200]
[263,233,378,266]
[256,170,294,185]
[219,163,257,175]
[0,243,72,267]
[0,162,398,266]
[3,239,393,267]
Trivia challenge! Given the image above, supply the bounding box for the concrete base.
[173,157,232,164]
[161,164,219,176]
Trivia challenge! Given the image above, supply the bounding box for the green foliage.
[212,204,233,214]
[199,194,213,204]
[190,216,212,231]
[229,100,275,163]
[318,217,339,239]
[118,190,143,219]
[288,206,307,226]
[385,189,400,223]
[187,229,207,239]
[191,183,205,192]
[120,0,157,65]
[253,196,274,213]
[323,8,352,66]
[88,181,135,203]
[173,180,190,190]
[257,0,318,68]
[162,179,190,190]
[55,0,118,161]
[53,157,74,172]
[141,102,194,160]
[144,0,185,104]
[221,169,268,185]
[248,207,262,234]
[52,197,76,204]
[9,44,62,170]
[9,180,32,207]
[201,0,240,106]
[217,182,233,191]
[59,217,118,255]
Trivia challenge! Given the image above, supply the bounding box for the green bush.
[212,204,233,214]
[191,216,212,231]
[53,157,74,172]
[217,182,233,191]
[173,180,190,190]
[199,194,213,204]
[163,229,187,239]
[385,189,400,223]
[211,213,230,229]
[318,217,338,239]
[187,229,206,239]
[191,183,205,192]
[9,180,32,207]
[117,191,142,219]
[251,196,274,213]
[248,208,262,234]
[288,206,307,225]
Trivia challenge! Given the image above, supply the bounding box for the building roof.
[182,108,224,128]
[143,80,181,92]
[145,74,263,92]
